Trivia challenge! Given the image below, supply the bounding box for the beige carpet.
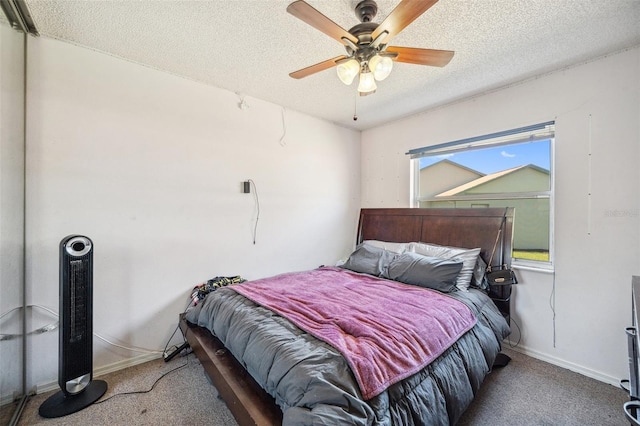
[18,352,236,426]
[458,348,629,425]
[15,347,631,425]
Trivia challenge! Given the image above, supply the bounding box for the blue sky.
[419,139,551,175]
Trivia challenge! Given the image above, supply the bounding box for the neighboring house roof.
[419,159,487,198]
[421,159,484,177]
[436,164,549,197]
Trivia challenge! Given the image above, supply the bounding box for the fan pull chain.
[353,92,358,121]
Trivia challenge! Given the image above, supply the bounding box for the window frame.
[408,123,555,271]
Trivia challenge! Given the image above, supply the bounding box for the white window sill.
[512,262,555,274]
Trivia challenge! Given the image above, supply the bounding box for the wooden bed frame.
[179,207,514,426]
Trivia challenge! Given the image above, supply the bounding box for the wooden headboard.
[357,208,514,267]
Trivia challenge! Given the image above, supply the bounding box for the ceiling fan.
[287,0,454,96]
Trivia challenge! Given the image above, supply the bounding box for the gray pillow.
[409,242,481,291]
[362,240,409,254]
[384,252,463,293]
[340,244,396,277]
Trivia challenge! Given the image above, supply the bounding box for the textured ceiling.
[19,0,640,130]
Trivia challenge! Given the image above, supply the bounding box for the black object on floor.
[39,379,107,418]
[493,352,512,368]
[164,342,189,362]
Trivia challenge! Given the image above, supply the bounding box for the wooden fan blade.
[289,56,348,79]
[287,1,359,46]
[372,0,439,43]
[386,46,454,67]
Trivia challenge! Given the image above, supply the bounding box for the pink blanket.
[231,267,476,400]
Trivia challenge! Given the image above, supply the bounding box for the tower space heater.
[39,235,107,418]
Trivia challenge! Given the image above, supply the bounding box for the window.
[408,122,554,268]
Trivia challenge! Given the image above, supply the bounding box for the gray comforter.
[185,277,510,425]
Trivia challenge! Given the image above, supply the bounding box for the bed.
[179,207,514,425]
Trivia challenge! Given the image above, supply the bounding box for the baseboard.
[0,391,21,407]
[507,344,622,388]
[34,352,161,395]
[25,344,623,397]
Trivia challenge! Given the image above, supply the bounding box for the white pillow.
[408,242,481,292]
[362,240,409,254]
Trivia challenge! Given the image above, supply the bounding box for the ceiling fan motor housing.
[345,22,378,58]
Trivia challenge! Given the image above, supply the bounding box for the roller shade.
[406,121,555,159]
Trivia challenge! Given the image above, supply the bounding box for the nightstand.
[488,283,512,324]
[489,282,513,368]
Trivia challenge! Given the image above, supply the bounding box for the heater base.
[39,379,107,418]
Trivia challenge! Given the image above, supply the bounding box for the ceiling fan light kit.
[337,53,392,95]
[287,0,454,96]
[369,55,393,81]
[336,58,360,85]
[357,65,377,95]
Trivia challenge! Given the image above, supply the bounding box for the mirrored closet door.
[0,17,26,426]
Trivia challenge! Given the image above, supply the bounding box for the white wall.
[25,37,361,389]
[362,46,640,385]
